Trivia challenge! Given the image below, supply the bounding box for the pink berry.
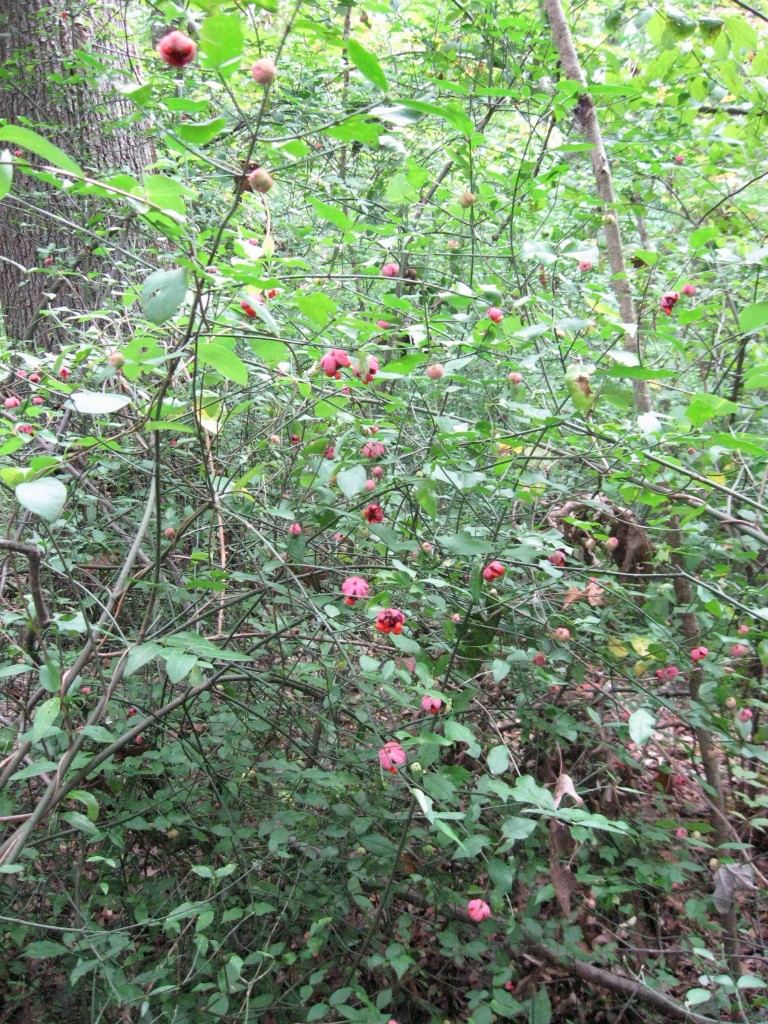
[4,397,19,408]
[29,373,40,383]
[447,239,460,249]
[247,167,274,193]
[482,560,505,582]
[547,549,567,568]
[660,291,680,316]
[487,307,503,323]
[578,260,592,272]
[341,576,370,606]
[739,708,753,722]
[421,695,442,714]
[553,627,570,641]
[674,154,684,165]
[451,613,461,623]
[532,652,547,667]
[426,363,444,380]
[376,320,390,329]
[157,30,197,68]
[605,537,619,551]
[730,643,749,658]
[80,686,91,695]
[364,479,376,491]
[467,898,490,922]
[681,283,696,296]
[507,371,523,384]
[251,58,277,85]
[371,465,384,479]
[690,646,708,663]
[288,522,302,536]
[675,827,688,839]
[59,367,69,380]
[737,624,750,636]
[381,263,399,277]
[241,300,258,319]
[378,740,406,773]
[43,256,54,266]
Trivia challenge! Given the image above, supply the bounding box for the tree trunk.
[0,0,154,345]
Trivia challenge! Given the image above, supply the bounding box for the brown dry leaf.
[553,773,584,809]
[563,578,606,608]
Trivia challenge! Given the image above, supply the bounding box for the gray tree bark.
[0,0,155,344]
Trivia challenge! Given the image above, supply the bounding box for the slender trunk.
[544,0,652,413]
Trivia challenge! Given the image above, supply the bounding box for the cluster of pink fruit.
[319,348,379,385]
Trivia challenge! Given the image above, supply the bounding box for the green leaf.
[39,663,60,692]
[398,99,474,136]
[141,267,188,324]
[385,173,419,205]
[296,292,338,327]
[336,465,367,499]
[347,39,388,91]
[381,353,425,375]
[61,810,100,837]
[529,987,552,1024]
[23,940,69,959]
[67,789,100,822]
[248,338,289,365]
[9,759,60,781]
[628,708,655,745]
[0,126,82,176]
[604,365,677,380]
[686,393,739,427]
[487,744,509,775]
[16,478,67,522]
[126,642,164,675]
[177,117,227,145]
[199,14,243,76]
[512,775,554,809]
[444,720,481,758]
[29,696,60,744]
[738,301,768,334]
[70,392,131,416]
[165,651,198,684]
[0,149,13,199]
[437,531,494,555]
[310,199,355,230]
[502,816,537,842]
[198,343,248,385]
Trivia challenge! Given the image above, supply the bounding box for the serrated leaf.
[628,708,655,745]
[141,268,187,324]
[70,392,131,416]
[16,478,67,522]
[347,39,388,91]
[530,987,552,1024]
[336,465,367,499]
[198,343,248,385]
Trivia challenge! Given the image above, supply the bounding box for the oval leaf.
[0,126,82,176]
[71,392,131,416]
[198,343,248,385]
[142,267,188,324]
[347,39,388,91]
[0,149,13,200]
[16,478,67,522]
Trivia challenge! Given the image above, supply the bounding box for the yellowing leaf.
[608,640,629,657]
[630,636,652,656]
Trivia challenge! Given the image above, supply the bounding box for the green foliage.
[0,0,767,1022]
